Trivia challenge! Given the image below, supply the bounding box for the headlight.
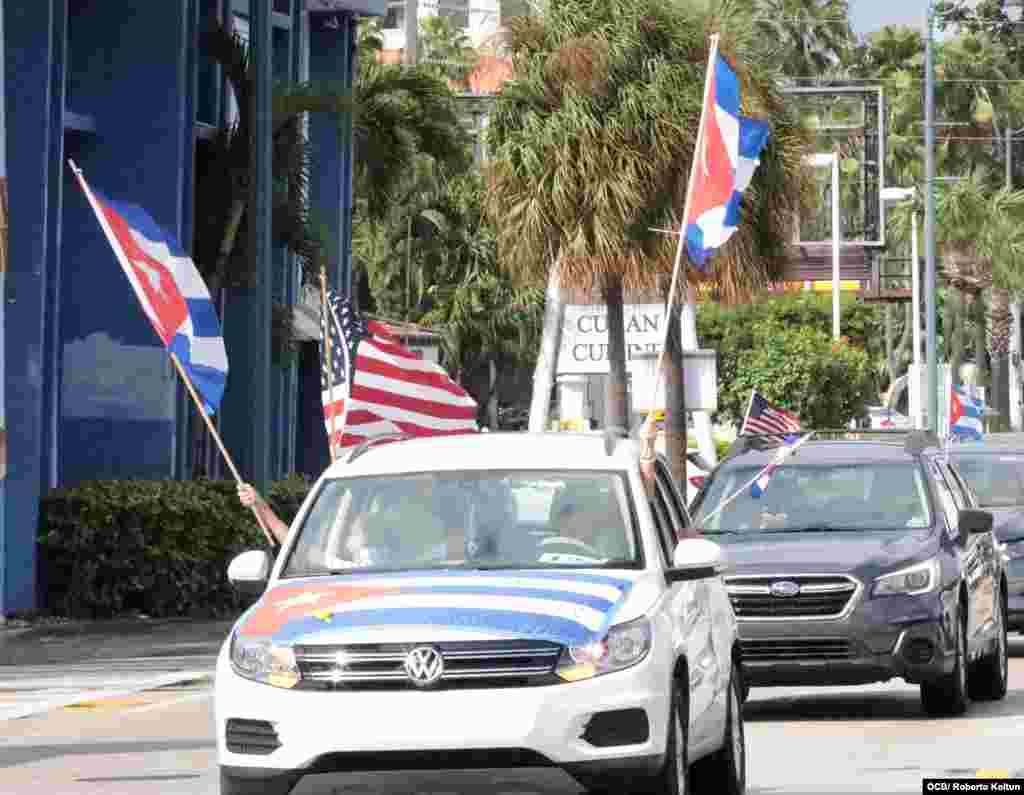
[556,617,652,682]
[230,631,300,689]
[873,558,940,597]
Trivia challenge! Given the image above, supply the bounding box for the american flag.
[742,390,802,435]
[320,290,478,454]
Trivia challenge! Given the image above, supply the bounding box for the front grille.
[225,718,281,755]
[726,574,859,619]
[292,639,562,690]
[739,638,852,662]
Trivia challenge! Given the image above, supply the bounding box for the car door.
[651,461,719,747]
[941,462,998,652]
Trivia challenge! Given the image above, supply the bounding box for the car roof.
[322,432,643,479]
[717,439,931,470]
[948,434,1024,454]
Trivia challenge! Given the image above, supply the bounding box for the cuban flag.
[71,162,228,414]
[750,432,813,498]
[949,384,984,441]
[685,48,771,270]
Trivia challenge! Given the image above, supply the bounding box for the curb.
[0,670,214,722]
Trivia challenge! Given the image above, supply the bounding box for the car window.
[949,454,1024,508]
[692,462,933,534]
[280,470,641,577]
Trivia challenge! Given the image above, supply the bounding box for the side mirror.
[228,549,270,595]
[667,537,724,583]
[958,508,993,542]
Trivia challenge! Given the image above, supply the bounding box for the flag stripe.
[353,368,478,409]
[355,350,473,396]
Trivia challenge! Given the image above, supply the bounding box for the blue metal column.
[249,0,273,492]
[0,0,7,615]
[309,10,355,298]
[3,0,63,613]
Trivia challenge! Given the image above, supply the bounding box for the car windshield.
[692,462,932,534]
[280,470,640,577]
[950,454,1024,508]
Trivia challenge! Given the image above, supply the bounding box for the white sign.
[630,350,718,413]
[557,304,667,375]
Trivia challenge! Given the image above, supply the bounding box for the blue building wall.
[2,0,383,615]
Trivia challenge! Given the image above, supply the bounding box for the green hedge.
[37,475,312,619]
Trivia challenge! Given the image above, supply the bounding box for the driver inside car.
[546,498,630,561]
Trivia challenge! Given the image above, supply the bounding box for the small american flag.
[742,390,802,435]
[320,290,478,454]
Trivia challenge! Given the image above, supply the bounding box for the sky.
[849,0,931,35]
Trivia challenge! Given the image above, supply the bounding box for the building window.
[383,1,405,29]
[438,0,470,28]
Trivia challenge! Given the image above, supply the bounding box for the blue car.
[947,436,1024,635]
[690,431,1008,717]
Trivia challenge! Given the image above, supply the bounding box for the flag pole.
[320,264,337,463]
[645,33,721,425]
[169,355,275,546]
[741,388,756,435]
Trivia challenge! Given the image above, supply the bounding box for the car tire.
[968,589,1009,702]
[690,663,745,795]
[219,768,301,795]
[920,609,969,717]
[620,678,689,795]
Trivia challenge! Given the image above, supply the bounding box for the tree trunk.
[973,292,987,392]
[947,290,966,385]
[989,286,1013,428]
[603,275,630,433]
[487,358,500,429]
[664,303,687,490]
[528,264,564,432]
[894,302,913,378]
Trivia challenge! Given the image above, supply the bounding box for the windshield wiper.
[759,524,867,534]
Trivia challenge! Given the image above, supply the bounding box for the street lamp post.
[925,0,938,433]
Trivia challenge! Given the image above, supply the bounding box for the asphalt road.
[2,638,1023,795]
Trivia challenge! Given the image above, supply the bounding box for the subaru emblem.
[769,580,801,598]
[404,646,444,687]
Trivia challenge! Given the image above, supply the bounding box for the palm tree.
[890,174,1024,420]
[485,0,812,480]
[750,0,854,79]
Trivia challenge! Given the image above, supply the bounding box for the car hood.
[716,529,936,578]
[235,568,660,647]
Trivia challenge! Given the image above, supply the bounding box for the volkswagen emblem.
[769,580,801,598]
[404,646,444,687]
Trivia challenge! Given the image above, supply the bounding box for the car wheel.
[219,768,301,795]
[968,589,1009,702]
[690,663,745,795]
[920,609,969,717]
[623,678,689,795]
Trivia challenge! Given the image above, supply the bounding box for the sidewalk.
[0,616,238,721]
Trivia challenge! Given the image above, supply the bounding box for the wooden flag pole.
[741,388,757,435]
[320,265,337,463]
[644,33,721,428]
[168,352,275,546]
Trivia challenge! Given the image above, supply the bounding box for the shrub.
[38,475,313,619]
[720,320,875,429]
[697,293,884,427]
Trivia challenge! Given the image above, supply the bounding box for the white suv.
[215,432,744,795]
